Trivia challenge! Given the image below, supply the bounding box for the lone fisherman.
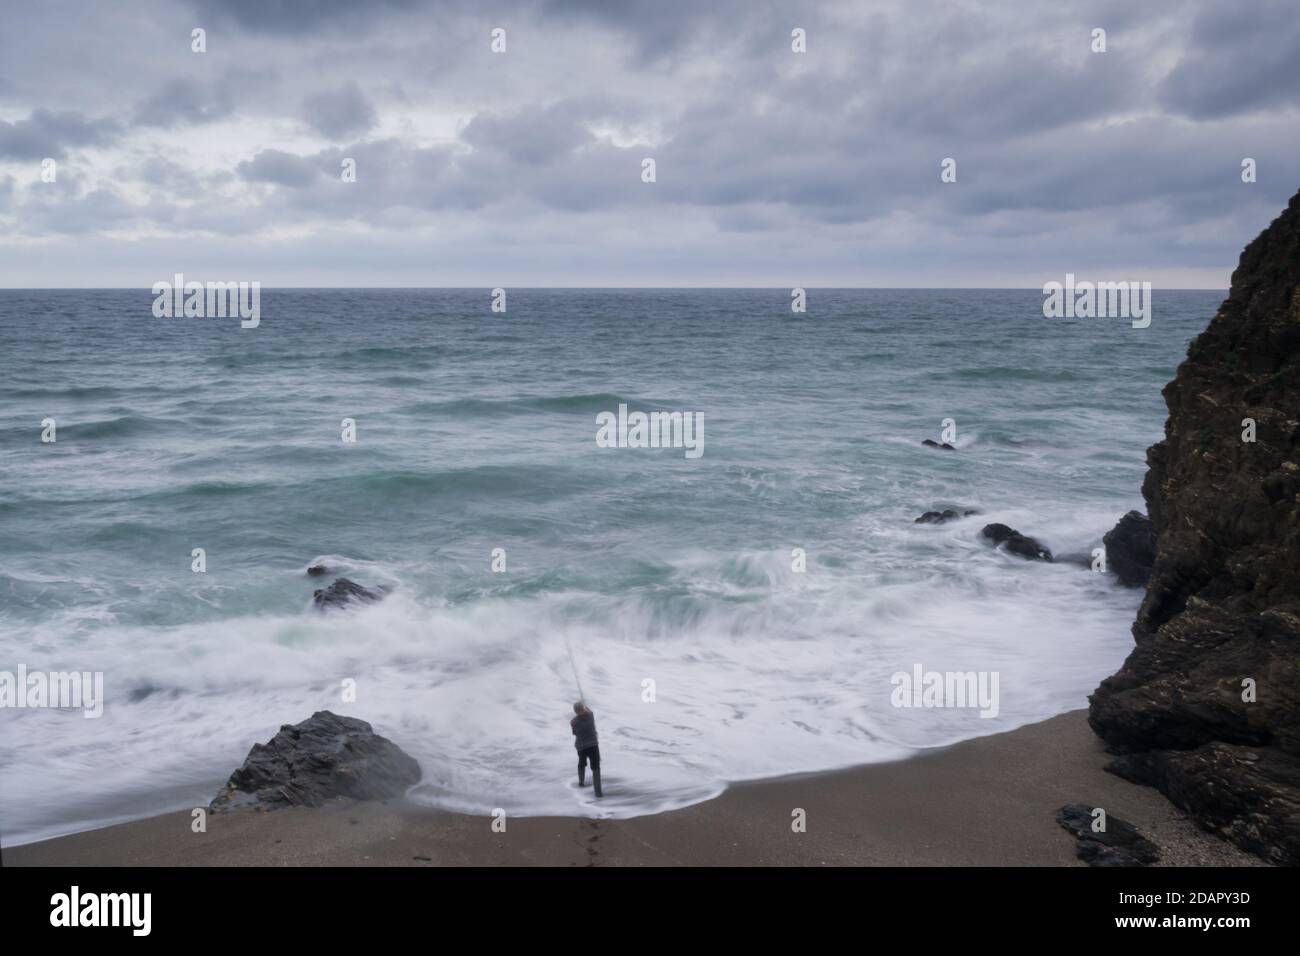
[570,701,603,798]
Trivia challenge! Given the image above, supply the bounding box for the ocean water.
[0,288,1218,845]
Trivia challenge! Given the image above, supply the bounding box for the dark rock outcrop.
[1089,189,1300,864]
[1102,511,1157,587]
[313,577,388,610]
[210,711,421,812]
[1056,802,1161,866]
[915,508,978,525]
[921,439,955,450]
[1108,744,1300,865]
[980,522,1053,561]
[306,564,331,577]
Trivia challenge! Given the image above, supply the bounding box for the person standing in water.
[570,701,602,798]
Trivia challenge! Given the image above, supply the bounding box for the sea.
[0,288,1220,845]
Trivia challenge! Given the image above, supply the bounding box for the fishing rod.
[563,633,588,704]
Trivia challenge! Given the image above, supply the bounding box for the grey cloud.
[122,156,209,194]
[0,109,120,160]
[241,139,489,218]
[19,185,145,235]
[1158,0,1300,119]
[237,148,324,187]
[460,101,605,165]
[133,77,235,127]
[537,0,792,66]
[302,84,377,139]
[538,0,706,64]
[873,48,1142,140]
[184,0,420,34]
[1,0,1297,287]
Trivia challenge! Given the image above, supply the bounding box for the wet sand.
[4,710,1264,867]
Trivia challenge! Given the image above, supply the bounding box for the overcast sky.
[1,0,1297,287]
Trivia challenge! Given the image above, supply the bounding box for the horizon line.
[0,285,1231,292]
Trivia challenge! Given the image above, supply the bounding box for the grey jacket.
[570,710,598,750]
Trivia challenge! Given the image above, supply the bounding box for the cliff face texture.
[1089,189,1300,865]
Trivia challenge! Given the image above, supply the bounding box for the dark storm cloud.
[537,0,726,64]
[534,0,824,66]
[302,84,378,139]
[183,0,420,34]
[872,45,1142,140]
[1158,0,1300,119]
[0,109,120,160]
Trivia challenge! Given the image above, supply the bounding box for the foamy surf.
[1,529,1139,843]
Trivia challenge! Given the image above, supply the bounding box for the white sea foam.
[0,506,1139,845]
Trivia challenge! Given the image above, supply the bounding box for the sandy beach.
[5,710,1264,867]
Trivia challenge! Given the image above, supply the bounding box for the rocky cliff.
[1089,189,1300,865]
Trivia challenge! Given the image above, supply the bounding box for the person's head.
[573,701,586,715]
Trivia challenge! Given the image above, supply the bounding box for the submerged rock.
[1089,188,1300,865]
[210,711,421,812]
[915,509,979,525]
[1102,511,1157,587]
[306,564,331,577]
[1056,803,1161,867]
[921,439,955,450]
[313,577,388,610]
[980,523,1053,561]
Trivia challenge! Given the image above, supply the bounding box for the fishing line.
[563,633,588,704]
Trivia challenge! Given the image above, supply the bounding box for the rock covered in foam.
[980,523,1052,561]
[312,576,388,610]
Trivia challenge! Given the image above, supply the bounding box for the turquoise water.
[0,288,1217,844]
